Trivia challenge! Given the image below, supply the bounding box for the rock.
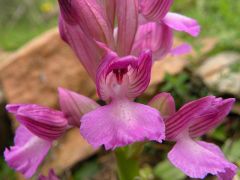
[196,52,240,97]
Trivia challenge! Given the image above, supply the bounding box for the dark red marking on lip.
[113,68,128,84]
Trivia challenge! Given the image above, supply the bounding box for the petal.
[165,96,215,141]
[4,126,51,178]
[58,87,100,127]
[139,0,173,21]
[116,0,139,56]
[59,15,105,80]
[148,92,176,118]
[58,0,114,48]
[8,104,68,141]
[6,104,25,114]
[163,12,201,37]
[38,169,59,180]
[96,50,152,101]
[189,98,235,138]
[126,50,153,98]
[168,137,237,179]
[132,22,173,60]
[171,43,192,56]
[100,0,116,29]
[80,101,165,150]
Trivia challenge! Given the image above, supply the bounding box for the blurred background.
[0,0,240,179]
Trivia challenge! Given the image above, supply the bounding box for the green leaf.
[153,160,185,180]
[0,158,16,180]
[73,159,100,180]
[223,139,240,164]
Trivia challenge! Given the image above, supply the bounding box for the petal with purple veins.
[165,96,215,141]
[139,0,173,22]
[116,0,138,56]
[59,15,105,80]
[132,22,173,60]
[189,98,235,138]
[6,104,68,141]
[58,0,114,47]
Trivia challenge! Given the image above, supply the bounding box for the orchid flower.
[4,90,100,178]
[58,0,200,80]
[79,49,165,150]
[149,93,237,179]
[4,104,68,178]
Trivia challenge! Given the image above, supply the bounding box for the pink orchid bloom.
[4,104,68,178]
[58,0,200,80]
[149,93,237,179]
[57,49,165,150]
[4,92,99,178]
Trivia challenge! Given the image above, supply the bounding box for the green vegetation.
[173,0,240,47]
[0,157,16,180]
[0,0,57,50]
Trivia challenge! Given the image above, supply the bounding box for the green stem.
[115,147,140,180]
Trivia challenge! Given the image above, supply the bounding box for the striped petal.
[58,0,114,47]
[96,50,152,101]
[165,96,215,141]
[189,98,235,138]
[116,0,138,56]
[163,12,201,37]
[59,15,105,80]
[139,0,173,21]
[132,22,173,61]
[4,126,51,178]
[100,0,116,29]
[58,87,100,127]
[6,104,68,141]
[148,92,175,118]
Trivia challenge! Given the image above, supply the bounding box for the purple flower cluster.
[4,0,237,179]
